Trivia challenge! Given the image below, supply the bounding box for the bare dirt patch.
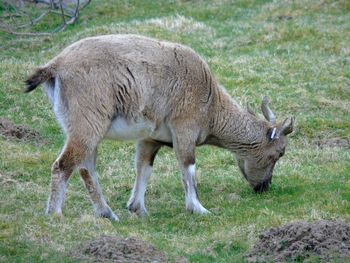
[247,220,350,263]
[0,118,43,143]
[313,137,350,149]
[70,235,170,263]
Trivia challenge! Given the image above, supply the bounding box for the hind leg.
[128,140,161,216]
[44,75,117,217]
[46,138,88,215]
[79,149,119,221]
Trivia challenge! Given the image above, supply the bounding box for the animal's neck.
[208,87,265,153]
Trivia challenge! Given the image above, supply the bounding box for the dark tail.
[24,67,54,93]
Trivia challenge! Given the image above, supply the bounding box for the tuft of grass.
[0,0,349,262]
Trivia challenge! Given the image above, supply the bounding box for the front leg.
[183,163,210,214]
[170,123,210,215]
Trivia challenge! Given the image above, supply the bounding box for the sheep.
[25,34,294,221]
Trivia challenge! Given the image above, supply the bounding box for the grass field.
[0,0,349,262]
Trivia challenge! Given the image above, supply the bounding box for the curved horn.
[280,116,294,136]
[261,96,276,124]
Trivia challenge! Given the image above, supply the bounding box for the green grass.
[1,0,350,262]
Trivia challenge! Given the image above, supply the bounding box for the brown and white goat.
[25,34,294,220]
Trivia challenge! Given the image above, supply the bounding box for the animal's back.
[51,35,215,120]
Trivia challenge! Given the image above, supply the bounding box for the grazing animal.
[25,34,294,220]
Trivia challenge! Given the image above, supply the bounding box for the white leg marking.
[185,164,210,214]
[46,175,67,215]
[188,164,195,176]
[128,165,152,216]
[55,178,66,214]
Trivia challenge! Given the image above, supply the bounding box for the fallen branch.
[0,25,52,36]
[15,10,50,29]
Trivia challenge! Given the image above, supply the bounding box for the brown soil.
[70,235,168,263]
[314,137,350,149]
[0,118,43,143]
[247,220,350,263]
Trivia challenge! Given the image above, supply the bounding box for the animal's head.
[237,96,294,193]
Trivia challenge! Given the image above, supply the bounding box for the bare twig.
[59,0,66,24]
[74,0,80,18]
[15,10,50,29]
[53,0,79,32]
[80,0,91,10]
[0,0,91,36]
[0,13,22,19]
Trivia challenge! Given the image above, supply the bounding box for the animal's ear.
[280,117,294,136]
[267,127,279,141]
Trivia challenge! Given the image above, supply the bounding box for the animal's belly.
[104,117,172,142]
